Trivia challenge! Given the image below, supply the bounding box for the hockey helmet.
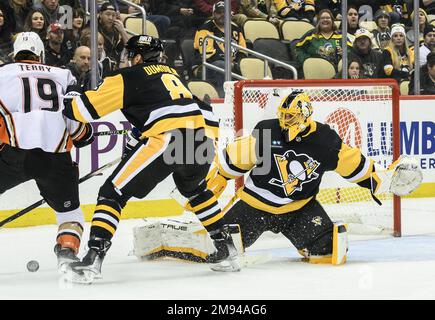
[13,32,45,62]
[277,90,313,141]
[125,35,164,63]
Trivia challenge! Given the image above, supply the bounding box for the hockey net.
[219,79,401,236]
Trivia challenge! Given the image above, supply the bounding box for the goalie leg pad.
[306,221,347,265]
[332,221,348,265]
[133,218,244,263]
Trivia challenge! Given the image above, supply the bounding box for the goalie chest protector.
[246,119,348,203]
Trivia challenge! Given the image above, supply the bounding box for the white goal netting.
[217,80,401,235]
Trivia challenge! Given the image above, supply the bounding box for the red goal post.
[222,79,401,236]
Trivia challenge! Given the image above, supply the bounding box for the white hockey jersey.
[0,62,87,153]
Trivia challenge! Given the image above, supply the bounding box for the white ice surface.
[1,198,435,300]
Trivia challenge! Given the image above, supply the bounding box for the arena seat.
[124,17,159,38]
[239,57,273,79]
[303,58,336,79]
[280,20,314,41]
[187,81,220,99]
[400,80,410,96]
[243,20,279,44]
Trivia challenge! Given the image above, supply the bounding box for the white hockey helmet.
[13,32,45,62]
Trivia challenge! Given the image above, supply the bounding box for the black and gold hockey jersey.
[274,0,315,21]
[63,62,218,140]
[193,20,247,64]
[217,119,376,214]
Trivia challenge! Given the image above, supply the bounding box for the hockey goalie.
[133,90,423,266]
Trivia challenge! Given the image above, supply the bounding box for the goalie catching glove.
[372,156,423,196]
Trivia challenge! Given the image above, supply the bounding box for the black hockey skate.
[65,237,111,284]
[207,225,241,272]
[54,244,79,274]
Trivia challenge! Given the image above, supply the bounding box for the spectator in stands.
[80,29,116,78]
[97,1,130,67]
[193,0,247,28]
[45,22,72,67]
[156,0,200,39]
[295,9,351,70]
[0,0,33,33]
[274,0,316,23]
[346,6,360,37]
[63,6,86,52]
[316,0,341,20]
[419,24,435,65]
[239,0,280,27]
[193,1,247,97]
[335,56,364,79]
[34,0,68,26]
[379,0,409,25]
[347,57,364,78]
[0,7,14,60]
[349,28,383,78]
[409,51,435,94]
[420,0,435,15]
[23,8,49,43]
[406,8,430,44]
[372,9,392,51]
[342,5,380,48]
[381,23,414,83]
[60,0,83,8]
[119,1,171,37]
[66,46,91,91]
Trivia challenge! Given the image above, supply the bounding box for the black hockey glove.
[123,127,142,157]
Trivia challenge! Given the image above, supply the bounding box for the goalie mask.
[277,91,313,142]
[125,35,164,63]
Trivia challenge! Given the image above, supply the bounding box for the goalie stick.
[0,157,122,228]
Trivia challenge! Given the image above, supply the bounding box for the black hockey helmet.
[125,35,164,63]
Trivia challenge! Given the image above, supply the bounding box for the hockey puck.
[26,260,39,272]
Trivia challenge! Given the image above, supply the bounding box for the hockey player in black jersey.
[205,90,422,265]
[62,35,240,283]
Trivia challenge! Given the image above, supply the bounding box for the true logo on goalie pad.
[269,150,320,196]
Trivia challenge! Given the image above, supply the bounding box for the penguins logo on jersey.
[269,150,320,196]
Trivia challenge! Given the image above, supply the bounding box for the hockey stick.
[0,157,122,228]
[94,129,130,137]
